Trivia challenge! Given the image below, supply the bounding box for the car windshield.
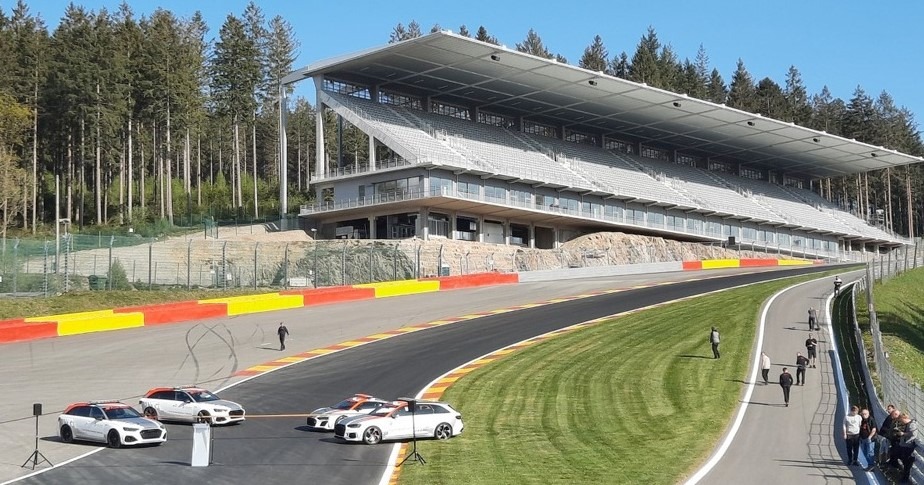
[189,390,220,402]
[369,405,400,417]
[332,399,357,410]
[104,406,142,420]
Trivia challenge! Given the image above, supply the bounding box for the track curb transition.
[0,257,816,345]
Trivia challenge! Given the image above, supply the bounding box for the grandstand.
[282,31,922,259]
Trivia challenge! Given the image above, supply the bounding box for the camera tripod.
[21,413,52,470]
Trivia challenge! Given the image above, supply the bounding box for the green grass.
[0,288,271,320]
[400,273,834,485]
[865,267,924,385]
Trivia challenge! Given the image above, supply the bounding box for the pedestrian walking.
[807,307,818,330]
[844,405,862,466]
[859,408,878,471]
[760,352,772,384]
[894,413,918,483]
[779,368,793,407]
[805,333,818,368]
[795,352,809,385]
[277,322,290,351]
[709,327,720,359]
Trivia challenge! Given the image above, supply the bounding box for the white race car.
[139,386,245,425]
[58,401,166,448]
[306,394,390,431]
[334,400,464,444]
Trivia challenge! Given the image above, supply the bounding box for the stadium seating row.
[323,90,895,242]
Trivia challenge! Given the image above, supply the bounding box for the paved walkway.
[696,271,874,484]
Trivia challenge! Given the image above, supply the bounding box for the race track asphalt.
[698,272,867,484]
[16,265,836,484]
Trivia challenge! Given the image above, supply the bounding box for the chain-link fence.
[856,238,923,481]
[0,224,856,297]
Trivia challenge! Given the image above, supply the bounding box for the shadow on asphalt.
[294,426,327,433]
[775,457,850,469]
[740,400,786,407]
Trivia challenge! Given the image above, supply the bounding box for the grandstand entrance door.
[375,213,418,240]
[336,219,369,239]
[534,227,555,249]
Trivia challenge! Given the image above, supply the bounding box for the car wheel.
[144,407,158,421]
[434,423,453,440]
[107,430,122,449]
[60,425,74,443]
[197,411,211,424]
[362,426,382,445]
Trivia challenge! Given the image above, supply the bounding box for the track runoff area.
[10,265,843,485]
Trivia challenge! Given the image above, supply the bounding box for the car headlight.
[213,407,228,413]
[122,427,140,432]
[347,423,361,428]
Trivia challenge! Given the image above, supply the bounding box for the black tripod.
[22,404,52,470]
[398,399,425,466]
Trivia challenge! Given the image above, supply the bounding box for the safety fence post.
[283,243,290,289]
[253,242,259,290]
[13,238,19,295]
[107,236,114,290]
[148,241,153,290]
[187,240,193,290]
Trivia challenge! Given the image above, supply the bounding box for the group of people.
[844,404,918,480]
[756,332,819,407]
[873,404,919,482]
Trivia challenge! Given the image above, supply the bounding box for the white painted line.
[380,273,816,485]
[1,447,105,485]
[684,277,822,485]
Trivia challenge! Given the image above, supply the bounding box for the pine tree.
[611,52,630,79]
[516,29,553,59]
[211,14,261,210]
[783,66,811,125]
[754,77,786,119]
[706,68,727,104]
[475,26,499,45]
[9,0,48,231]
[727,59,757,113]
[629,27,661,86]
[579,35,609,73]
[458,25,470,37]
[842,86,877,143]
[264,15,299,186]
[809,86,845,135]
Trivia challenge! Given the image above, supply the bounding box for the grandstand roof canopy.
[284,32,923,179]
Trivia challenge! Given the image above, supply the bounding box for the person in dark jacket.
[277,322,290,351]
[709,327,720,359]
[795,352,809,385]
[779,368,794,407]
[881,406,902,467]
[895,413,918,483]
[807,307,818,330]
[859,408,878,471]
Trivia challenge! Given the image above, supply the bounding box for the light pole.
[311,228,318,287]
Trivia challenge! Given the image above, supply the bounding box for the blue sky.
[16,0,924,128]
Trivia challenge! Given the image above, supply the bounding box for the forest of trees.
[0,3,922,239]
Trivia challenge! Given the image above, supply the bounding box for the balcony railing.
[298,187,861,260]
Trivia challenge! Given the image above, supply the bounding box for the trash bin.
[88,275,108,290]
